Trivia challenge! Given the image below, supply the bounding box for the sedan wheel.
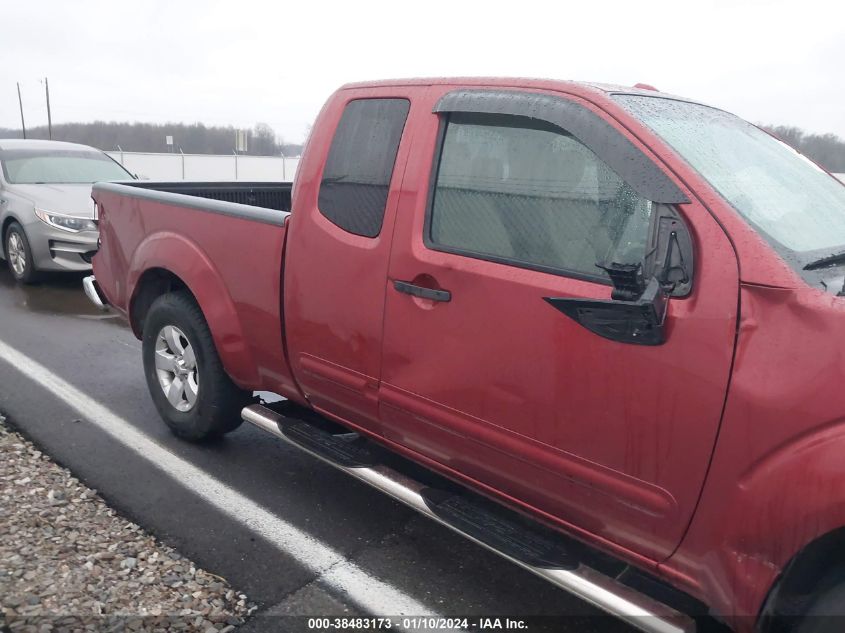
[154,324,200,412]
[5,222,39,284]
[7,231,27,277]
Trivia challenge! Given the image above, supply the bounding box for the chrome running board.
[242,404,695,633]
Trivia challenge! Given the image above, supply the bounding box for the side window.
[318,98,410,238]
[429,113,655,281]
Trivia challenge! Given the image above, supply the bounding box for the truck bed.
[92,180,299,400]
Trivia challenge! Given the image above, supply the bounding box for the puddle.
[0,264,285,405]
[256,391,285,403]
[0,266,125,325]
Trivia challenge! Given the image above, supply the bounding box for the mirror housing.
[545,277,668,346]
[646,204,693,297]
[544,205,692,346]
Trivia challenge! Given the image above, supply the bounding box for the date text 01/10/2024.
[305,617,527,630]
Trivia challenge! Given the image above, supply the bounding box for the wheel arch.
[127,232,261,389]
[705,419,845,627]
[759,527,845,630]
[129,267,189,338]
[1,214,21,258]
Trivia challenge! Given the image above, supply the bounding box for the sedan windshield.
[0,148,132,184]
[614,95,845,255]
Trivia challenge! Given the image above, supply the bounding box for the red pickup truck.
[86,78,845,633]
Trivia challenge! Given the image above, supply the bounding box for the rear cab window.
[318,98,410,237]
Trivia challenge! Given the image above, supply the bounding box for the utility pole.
[16,82,26,139]
[44,77,52,140]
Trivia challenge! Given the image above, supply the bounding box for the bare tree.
[762,125,845,172]
[0,121,304,156]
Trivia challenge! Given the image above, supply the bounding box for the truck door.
[379,87,739,560]
[284,89,415,433]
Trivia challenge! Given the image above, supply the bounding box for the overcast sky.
[2,0,843,144]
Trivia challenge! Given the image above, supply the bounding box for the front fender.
[664,284,845,628]
[666,421,845,631]
[128,231,260,388]
[732,423,845,604]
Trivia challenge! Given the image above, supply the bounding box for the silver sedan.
[0,139,134,283]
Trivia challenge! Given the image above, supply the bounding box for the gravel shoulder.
[0,415,256,632]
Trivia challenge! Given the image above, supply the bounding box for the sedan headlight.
[34,209,97,233]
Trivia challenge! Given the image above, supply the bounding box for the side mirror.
[544,205,693,346]
[544,264,669,346]
[648,205,693,297]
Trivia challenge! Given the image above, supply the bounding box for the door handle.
[393,280,451,302]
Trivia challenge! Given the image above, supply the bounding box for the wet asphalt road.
[0,268,632,633]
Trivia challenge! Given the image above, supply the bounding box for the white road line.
[0,338,436,618]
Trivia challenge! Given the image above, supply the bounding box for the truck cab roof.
[339,76,702,105]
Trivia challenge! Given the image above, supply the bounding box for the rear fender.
[127,231,259,388]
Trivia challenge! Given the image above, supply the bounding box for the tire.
[792,571,845,633]
[142,291,249,441]
[5,221,40,284]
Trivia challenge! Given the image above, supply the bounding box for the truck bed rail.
[125,181,292,212]
[93,181,290,227]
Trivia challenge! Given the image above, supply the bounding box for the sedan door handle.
[393,280,451,302]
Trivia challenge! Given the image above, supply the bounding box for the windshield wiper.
[803,251,845,270]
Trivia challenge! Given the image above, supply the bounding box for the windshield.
[0,148,132,184]
[614,95,845,255]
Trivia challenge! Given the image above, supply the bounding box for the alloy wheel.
[154,325,199,412]
[7,231,26,277]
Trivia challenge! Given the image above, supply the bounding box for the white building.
[106,151,299,182]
